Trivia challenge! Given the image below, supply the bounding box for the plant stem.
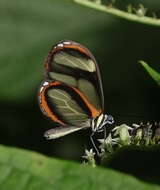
[73,0,160,27]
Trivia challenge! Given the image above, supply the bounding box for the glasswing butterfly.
[38,40,114,147]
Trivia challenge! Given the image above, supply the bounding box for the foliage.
[0,145,160,190]
[140,61,160,86]
[84,122,160,162]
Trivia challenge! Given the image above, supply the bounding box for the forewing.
[45,40,104,114]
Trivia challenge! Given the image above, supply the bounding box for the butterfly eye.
[106,115,114,125]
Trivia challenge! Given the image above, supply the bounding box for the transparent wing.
[45,40,104,113]
[47,86,89,126]
[39,81,93,127]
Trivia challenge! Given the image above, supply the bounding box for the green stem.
[73,0,160,27]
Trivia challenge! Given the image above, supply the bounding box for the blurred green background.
[0,0,159,163]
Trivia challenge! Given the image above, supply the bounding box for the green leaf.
[0,145,159,190]
[139,61,160,86]
[101,145,160,183]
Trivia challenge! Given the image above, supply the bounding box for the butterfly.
[38,40,114,141]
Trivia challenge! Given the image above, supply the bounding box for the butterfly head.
[91,113,114,133]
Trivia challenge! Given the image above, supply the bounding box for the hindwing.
[39,81,102,127]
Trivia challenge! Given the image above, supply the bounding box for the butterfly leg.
[103,126,107,140]
[90,132,100,156]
